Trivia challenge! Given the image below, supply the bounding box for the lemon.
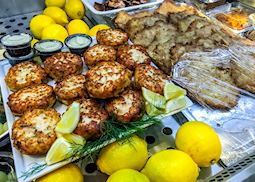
[30,14,55,39]
[88,24,110,36]
[142,87,166,109]
[145,102,164,116]
[36,164,83,182]
[45,0,66,8]
[107,169,150,182]
[65,0,85,20]
[62,133,85,145]
[67,19,89,35]
[164,82,187,100]
[31,38,39,47]
[165,96,188,113]
[43,7,69,26]
[176,121,222,167]
[55,102,80,133]
[97,135,148,175]
[42,24,68,43]
[142,150,199,182]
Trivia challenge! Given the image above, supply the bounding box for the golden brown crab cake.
[106,90,144,123]
[54,74,87,105]
[85,61,132,99]
[96,28,128,47]
[44,52,83,81]
[12,108,60,155]
[134,64,169,95]
[74,99,108,139]
[83,44,117,68]
[8,84,56,115]
[117,45,151,70]
[5,61,47,91]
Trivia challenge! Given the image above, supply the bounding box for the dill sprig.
[20,163,47,180]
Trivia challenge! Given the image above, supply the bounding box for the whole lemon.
[65,0,85,20]
[36,164,83,182]
[67,19,89,35]
[176,121,222,167]
[41,24,68,43]
[43,7,69,26]
[97,135,148,175]
[107,169,150,182]
[88,24,110,36]
[142,150,199,182]
[30,14,55,39]
[45,0,66,8]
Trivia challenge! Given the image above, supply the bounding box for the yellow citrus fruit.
[176,121,222,167]
[65,0,85,20]
[97,135,148,175]
[41,24,68,43]
[30,14,55,39]
[31,38,39,47]
[141,150,199,182]
[67,19,89,35]
[88,24,110,36]
[107,169,150,182]
[43,7,69,26]
[36,164,83,182]
[45,0,66,8]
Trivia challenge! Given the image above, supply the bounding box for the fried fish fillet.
[173,56,239,109]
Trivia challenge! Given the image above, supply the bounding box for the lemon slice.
[164,82,187,100]
[145,102,164,116]
[55,102,80,134]
[165,96,188,113]
[142,87,166,109]
[62,133,85,146]
[46,137,72,165]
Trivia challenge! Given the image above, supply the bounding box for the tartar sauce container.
[65,34,92,55]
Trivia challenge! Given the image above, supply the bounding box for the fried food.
[12,108,60,155]
[8,84,56,115]
[173,55,239,109]
[96,28,128,47]
[85,61,132,99]
[44,52,83,81]
[83,44,116,68]
[74,99,108,139]
[117,44,151,70]
[94,0,148,11]
[5,61,47,91]
[106,89,144,123]
[54,74,87,105]
[134,64,168,95]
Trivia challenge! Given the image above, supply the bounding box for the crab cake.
[12,108,60,155]
[117,45,151,70]
[134,64,168,95]
[54,74,87,105]
[83,44,117,68]
[96,28,128,47]
[5,61,47,91]
[44,52,83,81]
[106,90,144,123]
[74,99,108,139]
[8,84,56,115]
[85,61,132,99]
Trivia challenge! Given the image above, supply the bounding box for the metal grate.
[208,153,255,182]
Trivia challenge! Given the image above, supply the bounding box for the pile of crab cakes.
[5,28,169,156]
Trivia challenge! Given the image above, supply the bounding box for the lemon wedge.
[62,133,85,146]
[165,96,188,113]
[55,102,80,134]
[142,87,166,109]
[145,102,164,116]
[164,82,187,100]
[46,137,72,165]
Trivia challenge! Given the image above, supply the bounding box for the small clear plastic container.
[34,39,63,61]
[0,33,32,57]
[4,49,35,65]
[65,34,92,55]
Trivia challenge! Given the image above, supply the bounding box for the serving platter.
[0,37,192,182]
